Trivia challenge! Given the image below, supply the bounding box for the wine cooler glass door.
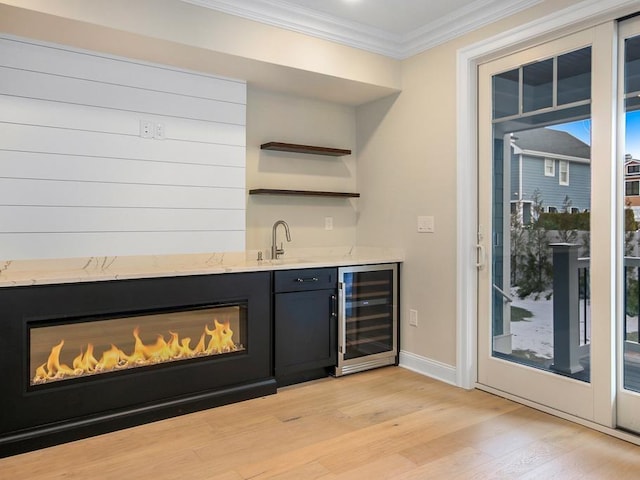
[337,264,398,376]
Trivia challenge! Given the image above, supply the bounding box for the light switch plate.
[417,216,434,233]
[325,216,333,230]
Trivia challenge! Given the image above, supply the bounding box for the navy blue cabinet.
[274,268,337,386]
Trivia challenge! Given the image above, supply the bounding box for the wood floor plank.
[317,453,416,480]
[0,366,638,479]
[392,446,496,479]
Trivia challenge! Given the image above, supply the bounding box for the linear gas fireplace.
[0,271,274,457]
[30,304,246,385]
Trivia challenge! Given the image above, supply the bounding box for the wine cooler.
[335,263,398,376]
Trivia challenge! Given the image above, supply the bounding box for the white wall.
[0,36,246,259]
[246,88,358,256]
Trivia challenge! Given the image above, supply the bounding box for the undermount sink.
[268,258,310,265]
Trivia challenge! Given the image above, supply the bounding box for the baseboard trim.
[399,350,457,386]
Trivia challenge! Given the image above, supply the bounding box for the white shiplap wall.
[0,36,246,260]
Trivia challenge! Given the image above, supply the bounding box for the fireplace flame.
[32,318,240,384]
[73,343,98,373]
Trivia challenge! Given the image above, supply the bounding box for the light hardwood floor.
[1,367,639,479]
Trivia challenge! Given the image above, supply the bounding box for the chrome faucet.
[271,220,291,259]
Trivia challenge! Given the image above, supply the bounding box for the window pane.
[493,69,520,119]
[558,47,591,105]
[623,34,640,396]
[625,36,640,94]
[559,160,569,185]
[523,58,553,112]
[544,158,555,176]
[494,122,591,381]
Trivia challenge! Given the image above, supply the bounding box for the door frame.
[477,25,613,422]
[455,0,639,430]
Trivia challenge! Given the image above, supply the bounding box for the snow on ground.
[510,289,639,360]
[510,290,554,359]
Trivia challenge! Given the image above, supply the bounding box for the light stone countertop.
[0,246,404,287]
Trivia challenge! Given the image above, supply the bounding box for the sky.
[549,110,640,160]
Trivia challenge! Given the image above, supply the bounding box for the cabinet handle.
[295,277,318,283]
[331,294,337,318]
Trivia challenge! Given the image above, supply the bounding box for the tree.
[516,189,553,299]
[625,202,639,316]
[556,195,579,244]
[510,209,527,284]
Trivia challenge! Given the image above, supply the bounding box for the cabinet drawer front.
[274,267,336,292]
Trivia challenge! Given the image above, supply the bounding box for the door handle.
[476,243,486,269]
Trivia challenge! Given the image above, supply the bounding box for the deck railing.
[624,256,640,347]
[551,245,640,374]
[549,244,588,374]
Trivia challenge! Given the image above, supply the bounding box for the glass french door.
[478,24,618,424]
[616,17,640,434]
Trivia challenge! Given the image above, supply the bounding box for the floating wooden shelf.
[249,189,360,198]
[260,142,351,157]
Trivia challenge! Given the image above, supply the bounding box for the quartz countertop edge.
[0,248,404,287]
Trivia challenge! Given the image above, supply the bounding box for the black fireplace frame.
[0,271,275,457]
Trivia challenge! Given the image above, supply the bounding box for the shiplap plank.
[0,96,246,146]
[0,151,245,188]
[0,67,246,124]
[0,179,246,210]
[0,36,246,104]
[0,231,246,260]
[0,207,245,233]
[0,35,246,259]
[0,124,245,167]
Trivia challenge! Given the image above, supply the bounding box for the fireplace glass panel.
[30,304,246,386]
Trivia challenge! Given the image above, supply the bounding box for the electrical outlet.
[409,309,418,327]
[140,120,154,138]
[325,216,334,230]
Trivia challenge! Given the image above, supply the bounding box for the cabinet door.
[275,289,337,377]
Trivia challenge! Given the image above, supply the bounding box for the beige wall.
[246,88,358,255]
[356,56,460,365]
[0,0,400,105]
[355,0,588,366]
[0,0,399,87]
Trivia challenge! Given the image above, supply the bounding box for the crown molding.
[401,0,543,59]
[181,0,401,57]
[180,0,543,60]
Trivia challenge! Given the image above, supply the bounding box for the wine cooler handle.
[338,283,346,355]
